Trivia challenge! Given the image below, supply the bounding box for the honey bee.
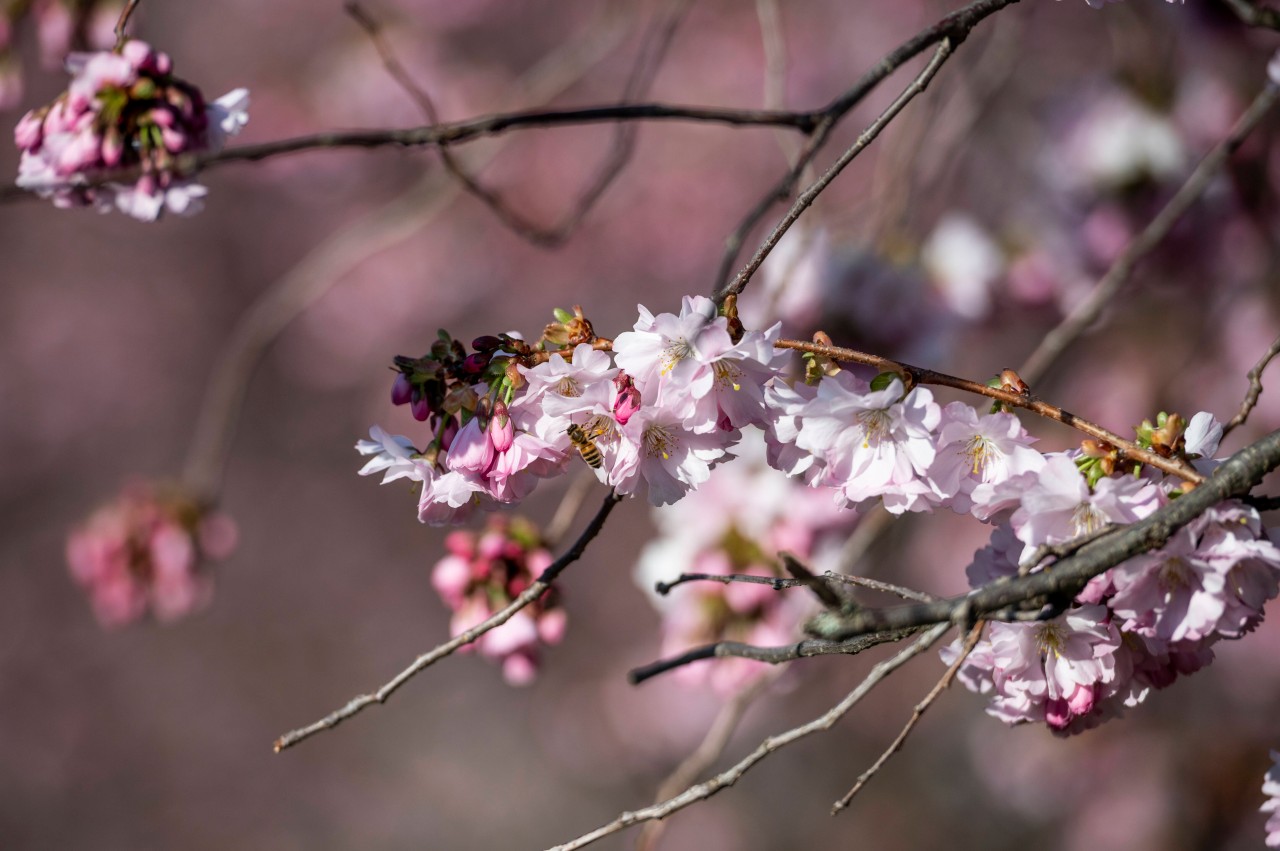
[566,423,603,468]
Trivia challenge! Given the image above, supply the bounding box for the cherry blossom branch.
[714,37,956,302]
[547,622,950,851]
[775,337,1204,484]
[346,0,689,248]
[1017,78,1280,386]
[273,490,621,753]
[830,619,984,814]
[113,0,142,49]
[711,0,1021,295]
[635,673,777,851]
[653,570,938,604]
[1224,333,1280,437]
[1222,0,1280,30]
[627,627,924,685]
[806,426,1280,642]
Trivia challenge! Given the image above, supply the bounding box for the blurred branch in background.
[345,0,693,248]
[1223,0,1280,30]
[1018,78,1280,387]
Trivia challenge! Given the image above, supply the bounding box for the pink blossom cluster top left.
[14,38,248,220]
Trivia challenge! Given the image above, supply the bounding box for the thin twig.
[548,622,951,851]
[1224,333,1280,436]
[653,570,936,603]
[715,39,956,302]
[635,673,777,851]
[775,337,1204,484]
[274,491,621,753]
[113,0,141,49]
[627,627,923,685]
[806,426,1280,641]
[830,619,985,814]
[710,0,1021,294]
[1017,80,1280,386]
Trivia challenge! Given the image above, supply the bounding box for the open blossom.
[432,517,563,685]
[14,39,248,220]
[946,606,1121,733]
[66,480,237,628]
[929,402,1044,518]
[787,371,941,514]
[613,295,784,432]
[1010,453,1159,558]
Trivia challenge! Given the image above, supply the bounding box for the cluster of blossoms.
[357,297,786,521]
[360,297,1280,736]
[65,480,238,628]
[14,39,248,220]
[634,433,855,693]
[430,516,564,685]
[944,415,1280,735]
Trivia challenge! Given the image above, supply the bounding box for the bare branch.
[113,0,142,48]
[1224,333,1280,436]
[712,0,1022,296]
[831,620,985,814]
[1017,79,1280,386]
[274,491,622,752]
[776,337,1204,484]
[807,427,1280,641]
[627,627,924,685]
[653,569,937,603]
[715,38,955,301]
[548,622,951,851]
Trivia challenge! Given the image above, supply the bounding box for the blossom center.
[1157,557,1192,592]
[1070,502,1106,536]
[713,359,742,391]
[856,409,891,449]
[661,339,694,375]
[964,435,995,477]
[554,376,582,397]
[1035,621,1067,658]
[643,422,679,460]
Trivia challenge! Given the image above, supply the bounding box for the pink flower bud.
[537,608,568,645]
[461,352,491,375]
[444,530,474,558]
[488,401,514,452]
[410,393,431,421]
[612,372,641,425]
[447,417,495,474]
[502,652,538,686]
[100,127,123,166]
[439,417,459,451]
[14,110,44,151]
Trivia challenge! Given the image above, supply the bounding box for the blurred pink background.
[3,0,1280,848]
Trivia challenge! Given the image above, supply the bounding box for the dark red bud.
[472,336,502,352]
[391,373,413,406]
[461,352,492,375]
[411,395,431,422]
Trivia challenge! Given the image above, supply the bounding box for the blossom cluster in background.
[634,432,855,694]
[14,39,248,220]
[65,480,238,628]
[429,515,564,685]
